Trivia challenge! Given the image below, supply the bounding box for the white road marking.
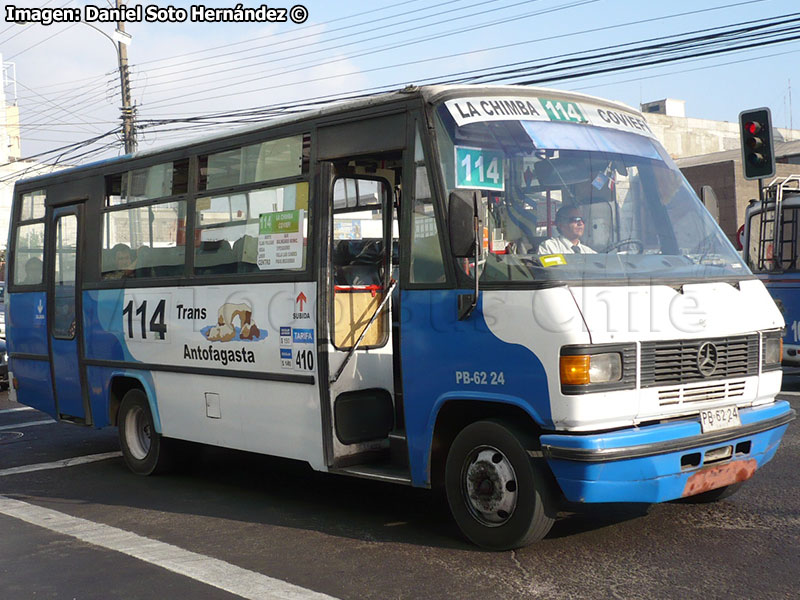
[0,452,123,477]
[0,406,34,414]
[0,419,55,431]
[0,495,339,600]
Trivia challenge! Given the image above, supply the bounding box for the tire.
[445,420,556,550]
[118,388,173,476]
[681,482,744,503]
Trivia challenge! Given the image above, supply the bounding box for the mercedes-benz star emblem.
[697,342,719,377]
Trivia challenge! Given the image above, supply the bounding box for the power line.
[11,3,797,166]
[14,72,113,102]
[135,12,800,133]
[0,0,74,46]
[476,21,800,86]
[132,0,435,67]
[570,43,800,93]
[13,78,107,136]
[449,14,800,84]
[17,78,116,124]
[138,0,776,120]
[135,0,521,82]
[139,0,597,111]
[0,128,120,173]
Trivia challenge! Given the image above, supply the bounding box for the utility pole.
[116,0,136,154]
[789,79,793,140]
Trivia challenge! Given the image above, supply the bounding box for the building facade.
[642,99,800,243]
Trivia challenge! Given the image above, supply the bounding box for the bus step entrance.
[331,463,413,486]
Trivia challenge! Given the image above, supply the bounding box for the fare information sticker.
[258,209,304,270]
[444,96,656,139]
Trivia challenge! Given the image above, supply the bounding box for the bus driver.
[538,205,595,254]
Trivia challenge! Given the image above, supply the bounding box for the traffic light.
[739,107,776,180]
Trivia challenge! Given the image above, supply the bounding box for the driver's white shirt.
[538,236,596,254]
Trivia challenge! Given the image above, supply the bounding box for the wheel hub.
[124,405,152,461]
[463,446,518,526]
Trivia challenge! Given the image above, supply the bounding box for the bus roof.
[16,84,642,187]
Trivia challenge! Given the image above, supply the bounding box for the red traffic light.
[739,107,774,180]
[745,121,761,135]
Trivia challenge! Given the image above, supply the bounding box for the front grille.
[658,380,747,407]
[641,335,758,388]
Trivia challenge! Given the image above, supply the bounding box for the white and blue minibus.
[6,85,795,550]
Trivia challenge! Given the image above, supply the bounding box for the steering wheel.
[606,239,645,254]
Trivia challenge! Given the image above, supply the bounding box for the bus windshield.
[435,102,748,284]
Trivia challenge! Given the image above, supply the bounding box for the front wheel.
[118,388,173,476]
[445,420,556,550]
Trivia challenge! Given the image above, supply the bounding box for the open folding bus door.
[319,164,409,484]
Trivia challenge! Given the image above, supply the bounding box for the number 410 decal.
[122,297,168,341]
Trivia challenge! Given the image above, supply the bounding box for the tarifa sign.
[444,96,656,139]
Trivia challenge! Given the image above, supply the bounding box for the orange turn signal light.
[560,355,591,385]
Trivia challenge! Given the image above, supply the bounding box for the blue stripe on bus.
[400,289,551,487]
[83,290,160,431]
[83,290,136,362]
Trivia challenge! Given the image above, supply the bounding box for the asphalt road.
[1,384,798,600]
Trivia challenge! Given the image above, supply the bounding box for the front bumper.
[540,401,795,503]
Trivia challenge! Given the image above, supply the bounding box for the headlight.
[762,332,782,370]
[561,352,623,385]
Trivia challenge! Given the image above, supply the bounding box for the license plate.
[700,405,741,433]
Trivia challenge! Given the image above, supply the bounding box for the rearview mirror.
[449,189,478,258]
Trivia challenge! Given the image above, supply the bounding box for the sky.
[1,0,799,165]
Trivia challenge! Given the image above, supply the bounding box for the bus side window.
[232,234,259,273]
[102,201,186,280]
[13,223,46,286]
[194,182,310,276]
[195,240,236,275]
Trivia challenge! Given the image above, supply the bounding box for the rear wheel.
[445,420,556,550]
[118,388,172,475]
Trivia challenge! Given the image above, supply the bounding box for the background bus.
[744,175,800,365]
